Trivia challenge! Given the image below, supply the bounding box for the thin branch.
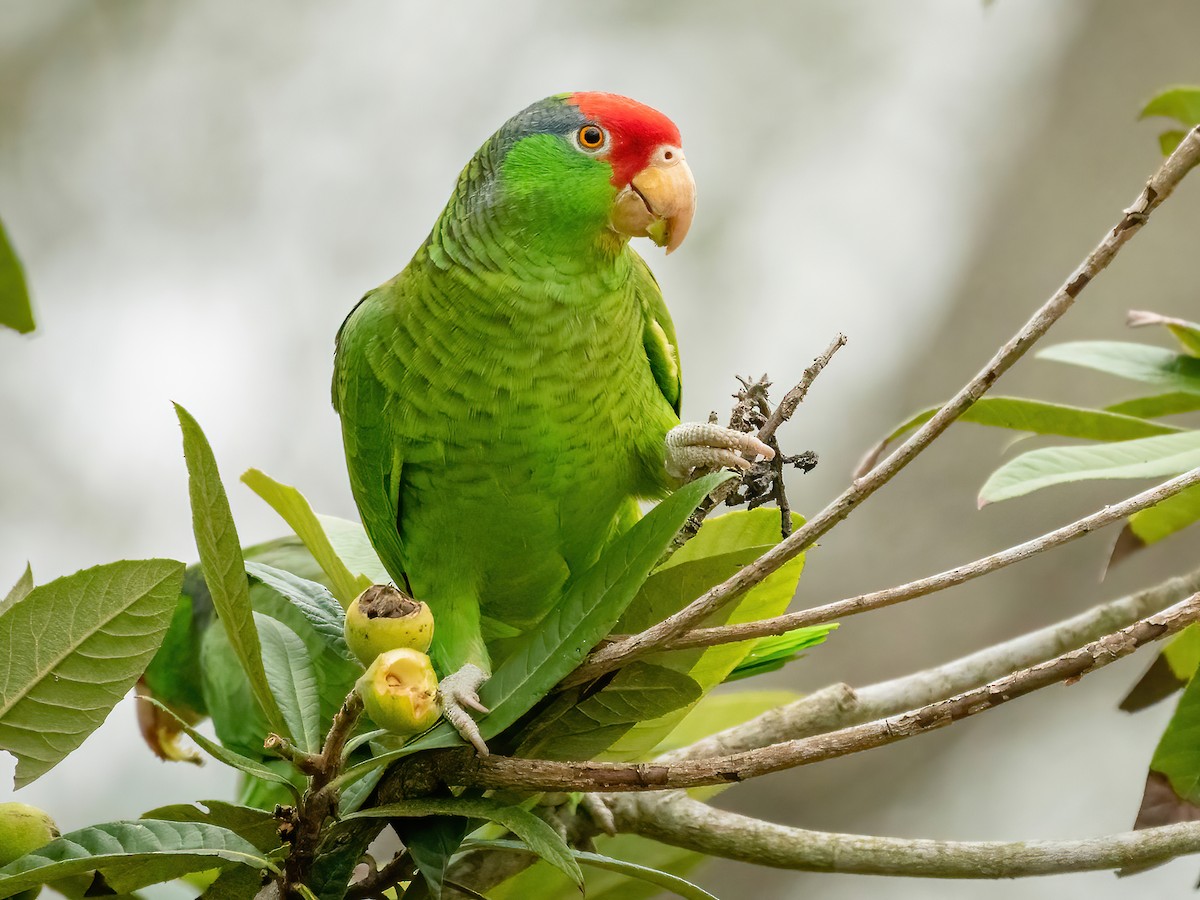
[659,563,1200,762]
[569,125,1200,686]
[346,851,415,900]
[453,593,1200,793]
[758,333,847,440]
[280,691,365,897]
[612,792,1200,878]
[665,334,846,557]
[656,465,1200,652]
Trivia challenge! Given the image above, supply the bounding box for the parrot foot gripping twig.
[664,422,775,481]
[438,663,491,756]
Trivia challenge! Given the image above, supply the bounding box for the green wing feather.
[633,253,682,417]
[332,285,409,588]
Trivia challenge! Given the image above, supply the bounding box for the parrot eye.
[576,125,607,150]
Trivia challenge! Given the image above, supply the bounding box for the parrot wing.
[633,251,682,417]
[332,285,409,587]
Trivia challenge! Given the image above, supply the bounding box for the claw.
[580,793,617,836]
[665,422,775,480]
[438,663,491,756]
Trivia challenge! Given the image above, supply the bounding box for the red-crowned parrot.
[332,92,772,752]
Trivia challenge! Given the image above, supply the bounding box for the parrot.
[332,92,773,754]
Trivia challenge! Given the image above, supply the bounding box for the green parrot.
[332,92,773,753]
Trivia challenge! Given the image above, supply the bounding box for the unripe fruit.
[344,585,434,665]
[356,648,441,736]
[0,802,59,899]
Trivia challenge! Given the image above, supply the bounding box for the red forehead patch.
[569,92,682,186]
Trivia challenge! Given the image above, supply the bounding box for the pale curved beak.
[610,146,695,254]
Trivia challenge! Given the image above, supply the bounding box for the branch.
[454,593,1200,793]
[660,563,1200,762]
[663,334,846,557]
[280,691,365,897]
[612,793,1200,878]
[658,465,1200,652]
[758,333,847,441]
[569,125,1200,685]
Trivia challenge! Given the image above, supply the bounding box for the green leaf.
[176,404,289,740]
[1038,341,1200,394]
[393,815,469,900]
[0,216,34,334]
[518,509,810,763]
[978,431,1200,505]
[488,834,707,900]
[138,696,301,800]
[200,621,272,761]
[336,472,735,785]
[141,801,281,852]
[863,396,1180,471]
[0,820,276,896]
[1159,130,1188,156]
[1150,670,1200,808]
[201,863,267,898]
[241,468,372,607]
[649,689,801,756]
[0,559,184,788]
[1164,626,1200,683]
[245,562,357,667]
[318,515,391,586]
[515,662,703,760]
[1127,310,1200,357]
[344,799,583,889]
[471,839,717,900]
[1105,392,1200,418]
[245,562,362,721]
[724,624,837,681]
[0,563,33,616]
[604,508,807,760]
[1140,86,1200,125]
[1126,483,1200,549]
[256,613,322,753]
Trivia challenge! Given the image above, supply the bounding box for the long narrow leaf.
[0,563,33,616]
[176,405,289,740]
[1129,484,1200,546]
[1038,342,1200,394]
[1108,484,1200,570]
[245,562,356,666]
[1128,310,1200,356]
[979,432,1200,505]
[465,839,718,900]
[241,468,371,607]
[256,613,322,753]
[337,472,734,785]
[0,559,184,787]
[478,472,734,737]
[345,799,582,889]
[137,696,301,800]
[1106,392,1200,418]
[1140,86,1200,125]
[0,216,34,334]
[0,820,276,897]
[862,396,1179,473]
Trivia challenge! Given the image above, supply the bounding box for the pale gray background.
[3,1,1200,897]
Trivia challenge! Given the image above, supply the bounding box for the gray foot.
[438,663,491,756]
[665,422,775,480]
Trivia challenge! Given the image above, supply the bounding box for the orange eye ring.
[577,125,606,150]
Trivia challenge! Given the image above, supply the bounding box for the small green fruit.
[344,584,434,665]
[0,802,59,899]
[356,648,441,736]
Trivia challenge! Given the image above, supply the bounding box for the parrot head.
[475,92,696,256]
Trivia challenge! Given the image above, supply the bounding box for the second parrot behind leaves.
[332,92,772,753]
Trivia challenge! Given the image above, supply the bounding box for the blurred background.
[3,1,1200,896]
